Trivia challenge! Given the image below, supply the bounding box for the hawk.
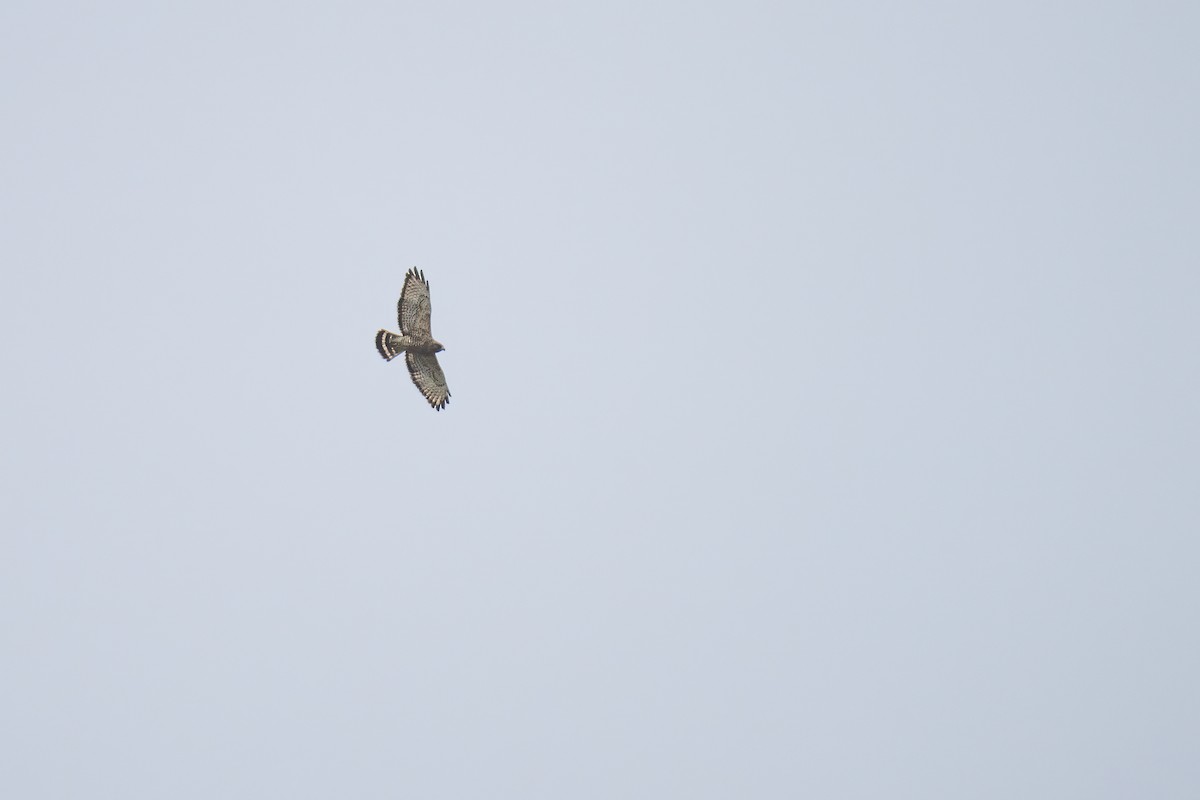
[375,268,450,411]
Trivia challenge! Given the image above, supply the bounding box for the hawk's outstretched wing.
[398,268,432,336]
[405,352,450,411]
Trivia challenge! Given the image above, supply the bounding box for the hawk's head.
[432,340,446,353]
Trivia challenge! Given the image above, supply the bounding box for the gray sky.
[2,1,1198,797]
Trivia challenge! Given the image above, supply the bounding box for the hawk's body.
[375,268,450,411]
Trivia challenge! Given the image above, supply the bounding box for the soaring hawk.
[375,268,450,411]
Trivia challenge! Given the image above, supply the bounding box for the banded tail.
[375,329,405,361]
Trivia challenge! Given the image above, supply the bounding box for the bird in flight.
[375,268,450,411]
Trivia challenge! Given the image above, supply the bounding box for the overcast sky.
[2,2,1198,797]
